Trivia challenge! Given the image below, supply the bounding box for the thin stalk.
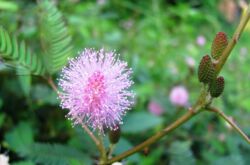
[81,124,104,154]
[47,76,60,93]
[206,107,250,144]
[108,144,116,159]
[215,4,250,75]
[98,135,107,164]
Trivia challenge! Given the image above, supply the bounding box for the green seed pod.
[211,32,228,60]
[198,55,215,84]
[108,126,121,144]
[210,76,225,98]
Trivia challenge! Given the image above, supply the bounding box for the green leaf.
[17,67,31,97]
[12,161,35,165]
[31,84,59,105]
[28,143,91,165]
[68,127,96,155]
[168,141,196,165]
[39,0,73,74]
[0,27,45,75]
[113,138,140,163]
[122,112,163,133]
[0,1,18,11]
[213,154,244,165]
[4,122,34,156]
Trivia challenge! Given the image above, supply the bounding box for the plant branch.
[107,107,200,164]
[206,106,250,144]
[215,4,250,75]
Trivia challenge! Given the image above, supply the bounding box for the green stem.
[98,135,107,164]
[108,144,116,159]
[206,107,250,144]
[215,4,250,75]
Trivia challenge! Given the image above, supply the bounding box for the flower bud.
[211,32,228,60]
[210,76,225,98]
[198,55,215,84]
[108,126,121,144]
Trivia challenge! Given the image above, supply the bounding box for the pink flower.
[196,35,206,46]
[169,86,189,107]
[185,56,195,68]
[148,101,164,116]
[58,48,134,133]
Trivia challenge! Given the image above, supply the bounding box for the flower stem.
[47,76,60,93]
[45,76,106,159]
[215,4,250,75]
[107,108,200,164]
[80,124,104,153]
[108,144,116,159]
[98,135,107,164]
[206,107,250,144]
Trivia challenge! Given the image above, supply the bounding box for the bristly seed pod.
[198,55,215,84]
[210,76,225,98]
[211,32,228,60]
[108,125,121,144]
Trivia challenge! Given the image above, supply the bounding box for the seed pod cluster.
[197,32,228,98]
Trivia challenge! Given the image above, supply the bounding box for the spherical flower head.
[58,48,134,133]
[148,101,164,116]
[196,35,206,46]
[169,86,189,107]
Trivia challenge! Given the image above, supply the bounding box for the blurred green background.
[0,0,250,164]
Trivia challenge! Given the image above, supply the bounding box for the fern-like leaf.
[39,0,73,74]
[0,27,45,75]
[29,143,91,165]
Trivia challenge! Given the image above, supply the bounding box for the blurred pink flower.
[196,35,206,46]
[148,101,164,116]
[58,48,134,133]
[169,86,189,107]
[185,56,195,68]
[240,47,248,60]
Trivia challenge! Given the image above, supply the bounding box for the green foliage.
[28,143,91,165]
[168,141,196,165]
[5,122,91,165]
[39,0,73,74]
[0,1,18,11]
[12,161,35,165]
[0,27,45,75]
[122,112,163,133]
[5,122,34,156]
